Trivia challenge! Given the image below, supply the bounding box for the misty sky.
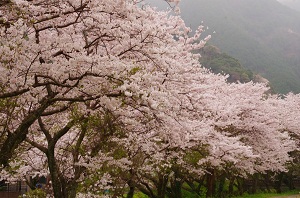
[145,0,300,13]
[143,0,170,10]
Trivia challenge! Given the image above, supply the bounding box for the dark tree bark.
[169,178,182,198]
[126,185,135,198]
[228,176,235,196]
[274,173,283,193]
[206,169,216,198]
[251,174,259,194]
[0,97,53,166]
[167,167,183,198]
[236,177,245,195]
[0,0,11,7]
[217,173,226,197]
[157,174,168,198]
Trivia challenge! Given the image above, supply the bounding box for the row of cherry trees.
[0,0,300,197]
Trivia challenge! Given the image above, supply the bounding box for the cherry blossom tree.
[0,0,190,165]
[0,0,210,196]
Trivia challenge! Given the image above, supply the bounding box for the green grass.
[233,190,300,198]
[133,192,149,198]
[132,189,300,198]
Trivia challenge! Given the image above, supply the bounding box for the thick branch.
[34,2,88,24]
[52,119,80,145]
[0,88,30,99]
[26,138,48,154]
[41,104,70,116]
[38,117,52,142]
[0,96,54,166]
[137,181,156,198]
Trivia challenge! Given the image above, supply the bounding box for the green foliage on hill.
[177,0,300,94]
[199,45,254,83]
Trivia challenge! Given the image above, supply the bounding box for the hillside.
[277,0,300,12]
[199,45,272,90]
[146,0,300,94]
[199,45,254,83]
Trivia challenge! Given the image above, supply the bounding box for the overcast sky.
[144,0,300,13]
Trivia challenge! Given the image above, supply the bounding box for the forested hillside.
[199,45,254,83]
[147,0,300,93]
[198,45,274,94]
[178,0,300,94]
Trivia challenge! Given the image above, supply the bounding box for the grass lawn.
[233,190,300,198]
[132,190,300,198]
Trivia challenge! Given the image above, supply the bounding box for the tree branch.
[38,117,52,142]
[26,138,48,154]
[0,88,30,98]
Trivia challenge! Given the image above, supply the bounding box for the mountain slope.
[198,45,254,83]
[277,0,300,12]
[178,0,300,94]
[198,45,273,92]
[146,0,300,93]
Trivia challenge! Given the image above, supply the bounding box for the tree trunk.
[127,186,135,198]
[236,177,245,195]
[47,147,77,198]
[0,97,52,166]
[228,177,234,196]
[126,180,135,198]
[274,173,283,194]
[251,174,259,194]
[170,179,182,198]
[217,173,225,197]
[47,142,64,198]
[65,182,78,198]
[206,169,215,198]
[157,174,168,198]
[263,172,271,193]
